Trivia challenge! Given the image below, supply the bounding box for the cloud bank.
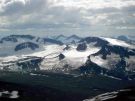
[0,0,135,36]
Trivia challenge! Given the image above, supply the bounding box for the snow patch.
[84,91,118,101]
[10,91,19,99]
[30,73,49,77]
[91,55,107,66]
[101,37,131,47]
[63,47,100,58]
[0,90,19,99]
[25,45,64,57]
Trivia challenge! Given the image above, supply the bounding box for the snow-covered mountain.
[54,34,82,44]
[0,34,135,80]
[55,35,67,42]
[0,35,64,56]
[117,35,135,45]
[0,35,35,43]
[0,35,39,56]
[15,42,39,51]
[36,37,63,45]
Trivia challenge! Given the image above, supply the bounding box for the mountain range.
[0,34,135,80]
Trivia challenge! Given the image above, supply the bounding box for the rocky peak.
[76,42,87,51]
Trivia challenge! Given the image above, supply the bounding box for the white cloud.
[50,0,135,9]
[0,0,135,36]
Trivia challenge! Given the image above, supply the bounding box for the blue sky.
[0,0,135,37]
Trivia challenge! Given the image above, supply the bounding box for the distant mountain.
[117,35,135,45]
[55,34,82,43]
[117,35,129,42]
[67,35,81,40]
[9,35,35,40]
[15,42,39,51]
[66,35,82,43]
[37,38,63,45]
[0,35,64,56]
[128,35,135,40]
[79,37,109,47]
[0,35,135,80]
[54,35,67,43]
[55,35,67,40]
[0,35,35,43]
[0,36,18,43]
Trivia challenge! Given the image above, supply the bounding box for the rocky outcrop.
[15,42,39,51]
[76,43,87,51]
[80,37,109,47]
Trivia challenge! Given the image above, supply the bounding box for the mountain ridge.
[0,34,135,80]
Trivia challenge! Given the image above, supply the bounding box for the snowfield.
[40,45,100,70]
[0,35,135,77]
[24,45,65,57]
[0,44,100,70]
[63,47,100,58]
[101,37,132,48]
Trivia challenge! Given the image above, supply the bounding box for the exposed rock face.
[79,37,109,47]
[0,36,18,43]
[17,57,42,71]
[63,45,70,50]
[76,43,87,51]
[59,53,65,60]
[0,35,35,43]
[79,56,106,75]
[79,55,135,80]
[9,35,35,40]
[93,45,135,59]
[37,38,63,45]
[15,42,39,51]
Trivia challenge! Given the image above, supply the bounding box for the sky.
[0,0,135,37]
